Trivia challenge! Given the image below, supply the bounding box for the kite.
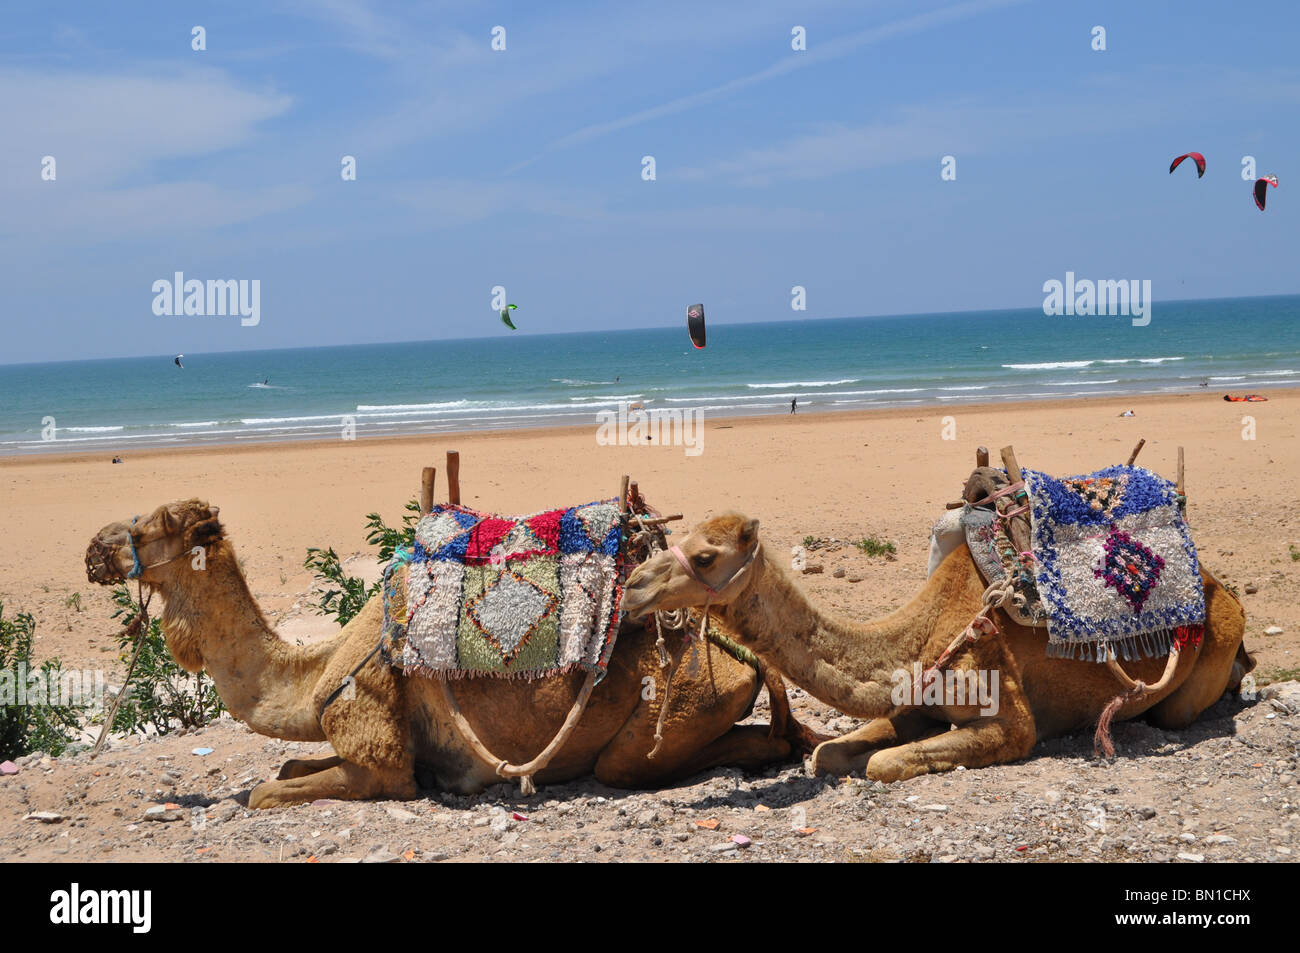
[500,304,518,330]
[1254,175,1278,211]
[1168,152,1206,178]
[174,354,184,368]
[687,303,706,349]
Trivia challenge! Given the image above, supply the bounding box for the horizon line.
[2,290,1296,369]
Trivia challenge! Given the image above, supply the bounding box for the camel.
[84,500,816,808]
[623,513,1252,782]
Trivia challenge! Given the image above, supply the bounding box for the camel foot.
[249,761,416,809]
[809,710,941,777]
[277,755,344,780]
[864,717,1035,783]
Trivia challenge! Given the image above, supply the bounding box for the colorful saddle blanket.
[1022,466,1205,661]
[381,499,626,679]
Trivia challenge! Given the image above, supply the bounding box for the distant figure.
[264,378,269,385]
[790,398,797,415]
[111,456,122,464]
[174,354,184,369]
[1119,409,1135,417]
[1200,378,1209,387]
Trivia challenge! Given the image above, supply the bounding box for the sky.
[0,0,1296,364]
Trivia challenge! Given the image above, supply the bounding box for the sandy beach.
[2,390,1297,679]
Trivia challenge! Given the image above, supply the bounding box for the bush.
[306,500,420,627]
[856,536,897,558]
[106,585,224,736]
[0,601,82,760]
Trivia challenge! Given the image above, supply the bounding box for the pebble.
[1265,626,1283,635]
[0,760,18,776]
[709,842,738,854]
[832,568,846,578]
[1202,834,1237,845]
[385,807,419,823]
[1176,852,1205,863]
[362,849,401,863]
[24,811,63,823]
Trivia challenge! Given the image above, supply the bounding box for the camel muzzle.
[85,534,126,585]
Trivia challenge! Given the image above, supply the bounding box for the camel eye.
[694,552,715,568]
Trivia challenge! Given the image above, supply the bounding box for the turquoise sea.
[1,296,1298,455]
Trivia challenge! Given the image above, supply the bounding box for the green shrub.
[106,585,224,736]
[0,601,82,760]
[306,500,420,627]
[856,536,897,558]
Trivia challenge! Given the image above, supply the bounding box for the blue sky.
[1,0,1295,363]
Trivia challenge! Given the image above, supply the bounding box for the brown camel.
[623,513,1252,782]
[84,500,814,808]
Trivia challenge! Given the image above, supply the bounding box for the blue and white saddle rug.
[1023,465,1205,662]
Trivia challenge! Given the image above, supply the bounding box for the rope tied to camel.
[1094,644,1183,757]
[90,580,152,759]
[918,580,1014,691]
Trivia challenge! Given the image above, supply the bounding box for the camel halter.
[125,515,217,578]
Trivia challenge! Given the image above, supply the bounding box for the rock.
[802,564,825,575]
[1265,626,1283,635]
[385,807,419,823]
[144,804,184,822]
[1244,584,1258,595]
[0,760,18,776]
[1202,834,1237,845]
[709,842,738,854]
[362,849,401,863]
[847,576,864,583]
[1176,852,1205,863]
[832,568,846,578]
[25,811,63,823]
[1135,807,1157,820]
[917,804,949,813]
[490,815,514,833]
[731,835,752,848]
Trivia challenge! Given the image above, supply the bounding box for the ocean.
[2,295,1298,456]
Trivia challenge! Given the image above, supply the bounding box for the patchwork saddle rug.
[1022,465,1205,661]
[381,499,626,679]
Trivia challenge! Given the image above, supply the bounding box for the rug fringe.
[1046,626,1199,664]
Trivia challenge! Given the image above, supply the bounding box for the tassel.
[1094,686,1143,758]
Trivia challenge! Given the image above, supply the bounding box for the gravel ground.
[2,680,1296,864]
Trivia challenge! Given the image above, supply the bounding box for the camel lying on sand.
[85,500,814,807]
[623,513,1252,781]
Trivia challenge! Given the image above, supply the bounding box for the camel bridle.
[123,514,222,579]
[668,540,761,601]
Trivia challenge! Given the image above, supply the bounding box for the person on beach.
[790,398,797,414]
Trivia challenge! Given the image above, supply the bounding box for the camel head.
[86,499,224,586]
[624,512,761,620]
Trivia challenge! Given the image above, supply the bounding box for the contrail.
[506,0,1030,174]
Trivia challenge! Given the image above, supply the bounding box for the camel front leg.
[250,759,416,809]
[865,715,1035,782]
[810,708,946,777]
[276,754,343,780]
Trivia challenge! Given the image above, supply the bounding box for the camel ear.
[739,518,759,544]
[187,517,225,548]
[158,507,179,536]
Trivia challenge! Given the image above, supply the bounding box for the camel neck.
[720,549,969,719]
[154,542,337,740]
